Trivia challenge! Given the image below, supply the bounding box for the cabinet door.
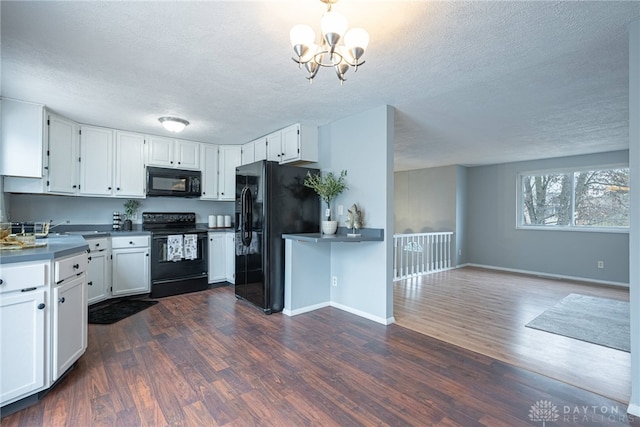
[201,144,219,200]
[115,131,146,198]
[0,289,46,405]
[147,136,174,167]
[52,274,87,381]
[112,248,150,297]
[218,146,242,201]
[266,132,282,162]
[175,139,200,169]
[208,233,226,283]
[0,99,45,178]
[280,124,301,163]
[241,141,255,166]
[225,232,235,284]
[254,138,267,162]
[79,126,114,196]
[87,250,110,305]
[47,114,79,194]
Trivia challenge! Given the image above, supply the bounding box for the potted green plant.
[304,170,348,234]
[122,199,140,231]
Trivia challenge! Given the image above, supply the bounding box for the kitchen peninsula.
[282,228,384,318]
[0,235,89,415]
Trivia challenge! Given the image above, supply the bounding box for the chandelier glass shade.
[158,117,189,133]
[290,0,369,84]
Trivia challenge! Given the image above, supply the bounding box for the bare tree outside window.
[520,167,629,229]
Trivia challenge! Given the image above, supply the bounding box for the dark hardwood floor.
[1,285,635,426]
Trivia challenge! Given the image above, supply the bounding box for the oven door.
[150,232,208,281]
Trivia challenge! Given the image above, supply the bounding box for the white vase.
[321,220,338,235]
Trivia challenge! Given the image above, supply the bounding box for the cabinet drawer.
[0,261,48,293]
[54,252,88,283]
[86,237,109,252]
[111,235,149,249]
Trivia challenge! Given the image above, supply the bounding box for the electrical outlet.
[597,261,604,269]
[332,276,338,287]
[338,205,343,215]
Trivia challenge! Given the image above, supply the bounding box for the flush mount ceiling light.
[290,0,369,84]
[158,116,189,133]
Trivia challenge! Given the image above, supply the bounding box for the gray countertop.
[0,235,90,264]
[283,227,384,243]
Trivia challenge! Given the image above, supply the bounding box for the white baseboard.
[282,301,331,317]
[330,301,395,325]
[464,263,629,288]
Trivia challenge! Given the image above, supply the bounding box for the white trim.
[282,301,330,317]
[465,263,629,288]
[330,301,395,325]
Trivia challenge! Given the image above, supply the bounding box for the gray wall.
[319,105,395,323]
[7,193,234,226]
[466,150,629,285]
[394,164,467,265]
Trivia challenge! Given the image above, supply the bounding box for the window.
[518,166,629,230]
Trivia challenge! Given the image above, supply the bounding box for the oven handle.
[240,186,253,247]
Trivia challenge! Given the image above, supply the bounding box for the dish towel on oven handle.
[167,234,184,261]
[183,234,198,260]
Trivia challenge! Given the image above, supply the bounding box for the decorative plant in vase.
[122,199,140,231]
[304,170,348,235]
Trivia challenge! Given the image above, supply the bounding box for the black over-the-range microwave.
[146,166,202,198]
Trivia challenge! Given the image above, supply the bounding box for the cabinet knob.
[73,185,77,188]
[88,281,93,286]
[96,243,100,247]
[58,297,65,304]
[108,187,112,190]
[73,264,80,269]
[117,187,121,191]
[88,256,92,261]
[38,303,46,310]
[129,241,134,245]
[0,279,3,285]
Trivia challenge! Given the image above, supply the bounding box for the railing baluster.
[393,232,454,281]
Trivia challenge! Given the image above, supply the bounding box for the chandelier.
[290,0,369,84]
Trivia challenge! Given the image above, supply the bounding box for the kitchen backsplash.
[7,193,234,225]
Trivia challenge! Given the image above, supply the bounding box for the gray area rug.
[525,293,629,352]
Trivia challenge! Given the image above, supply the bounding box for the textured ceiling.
[1,1,639,171]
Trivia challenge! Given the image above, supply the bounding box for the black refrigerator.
[235,160,320,314]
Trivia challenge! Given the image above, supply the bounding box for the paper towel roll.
[217,215,224,227]
[224,215,231,227]
[208,215,216,228]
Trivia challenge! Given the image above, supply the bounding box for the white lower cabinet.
[111,236,150,297]
[0,284,47,405]
[225,232,235,284]
[51,274,86,381]
[1,252,88,408]
[86,237,111,305]
[208,232,226,283]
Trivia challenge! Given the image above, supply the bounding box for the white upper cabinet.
[3,108,80,195]
[266,132,282,162]
[201,143,219,200]
[244,123,318,166]
[114,131,146,198]
[218,145,242,201]
[79,126,114,197]
[46,113,79,194]
[0,98,46,178]
[241,140,255,165]
[280,123,317,164]
[147,136,200,170]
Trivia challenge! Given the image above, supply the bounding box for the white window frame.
[516,163,629,233]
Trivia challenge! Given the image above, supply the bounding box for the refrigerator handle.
[241,186,253,246]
